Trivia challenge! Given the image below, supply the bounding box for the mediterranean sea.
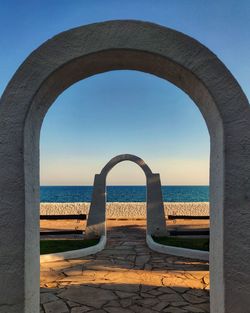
[40,186,209,203]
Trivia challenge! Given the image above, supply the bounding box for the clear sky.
[0,1,249,186]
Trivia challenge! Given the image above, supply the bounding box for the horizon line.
[40,184,209,187]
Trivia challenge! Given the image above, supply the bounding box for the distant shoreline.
[40,202,210,218]
[40,185,209,187]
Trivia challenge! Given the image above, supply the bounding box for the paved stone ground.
[40,221,210,313]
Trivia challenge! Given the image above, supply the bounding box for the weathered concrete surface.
[0,20,250,313]
[40,202,210,218]
[85,155,167,239]
[40,220,210,313]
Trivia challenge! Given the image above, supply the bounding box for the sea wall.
[40,202,209,218]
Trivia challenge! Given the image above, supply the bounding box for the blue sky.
[0,1,249,185]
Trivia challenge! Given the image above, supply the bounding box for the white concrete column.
[85,174,106,239]
[146,173,168,237]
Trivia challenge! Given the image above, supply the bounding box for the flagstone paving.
[40,220,210,312]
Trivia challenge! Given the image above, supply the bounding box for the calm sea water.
[40,186,209,203]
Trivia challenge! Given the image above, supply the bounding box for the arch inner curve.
[100,154,153,177]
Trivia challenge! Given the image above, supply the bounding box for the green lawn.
[153,236,209,251]
[40,239,100,255]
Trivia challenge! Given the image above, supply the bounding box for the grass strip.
[153,236,209,251]
[40,238,100,255]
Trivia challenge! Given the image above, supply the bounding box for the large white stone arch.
[0,20,249,313]
[85,154,167,239]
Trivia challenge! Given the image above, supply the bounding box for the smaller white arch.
[85,154,167,239]
[101,154,153,177]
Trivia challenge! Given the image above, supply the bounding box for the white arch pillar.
[146,173,167,236]
[85,174,106,238]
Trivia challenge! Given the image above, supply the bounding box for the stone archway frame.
[85,154,167,239]
[0,20,249,313]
